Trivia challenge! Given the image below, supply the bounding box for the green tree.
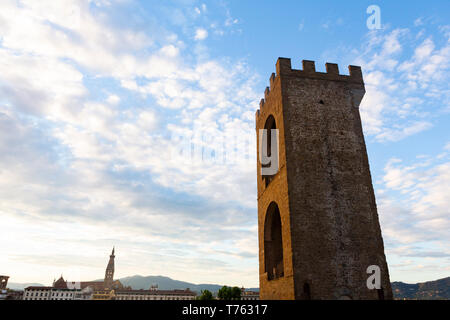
[218,286,241,300]
[217,286,230,300]
[230,286,241,300]
[197,289,214,300]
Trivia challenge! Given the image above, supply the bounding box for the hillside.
[7,283,45,290]
[391,277,450,300]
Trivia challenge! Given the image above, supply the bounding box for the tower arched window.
[264,202,284,280]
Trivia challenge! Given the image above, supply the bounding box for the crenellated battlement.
[255,58,364,121]
[274,57,363,83]
[255,73,277,120]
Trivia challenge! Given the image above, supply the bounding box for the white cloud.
[194,28,208,40]
[414,17,424,27]
[0,0,261,286]
[106,94,121,106]
[378,144,450,251]
[0,48,86,116]
[0,0,152,79]
[377,144,450,280]
[374,121,432,142]
[357,27,450,142]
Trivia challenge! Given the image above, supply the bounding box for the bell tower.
[104,247,115,290]
[256,58,392,300]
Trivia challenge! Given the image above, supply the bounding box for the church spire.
[104,247,115,290]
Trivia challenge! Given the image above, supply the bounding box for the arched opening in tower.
[264,201,284,280]
[303,283,311,300]
[263,115,276,187]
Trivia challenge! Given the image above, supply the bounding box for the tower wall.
[256,58,392,300]
[256,72,295,299]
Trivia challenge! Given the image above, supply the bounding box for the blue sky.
[0,0,449,288]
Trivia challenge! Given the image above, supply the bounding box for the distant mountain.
[7,283,44,290]
[117,275,227,293]
[115,275,259,294]
[392,277,450,300]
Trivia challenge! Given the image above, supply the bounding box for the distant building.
[240,287,259,300]
[104,247,115,290]
[115,286,196,300]
[24,248,122,300]
[92,289,115,300]
[0,276,9,290]
[21,248,198,300]
[0,276,9,300]
[73,286,94,300]
[23,276,80,300]
[5,290,24,300]
[81,247,126,292]
[23,286,53,300]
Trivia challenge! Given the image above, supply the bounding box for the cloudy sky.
[0,0,449,287]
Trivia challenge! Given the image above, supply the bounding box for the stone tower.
[104,247,115,290]
[0,275,9,290]
[255,58,392,300]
